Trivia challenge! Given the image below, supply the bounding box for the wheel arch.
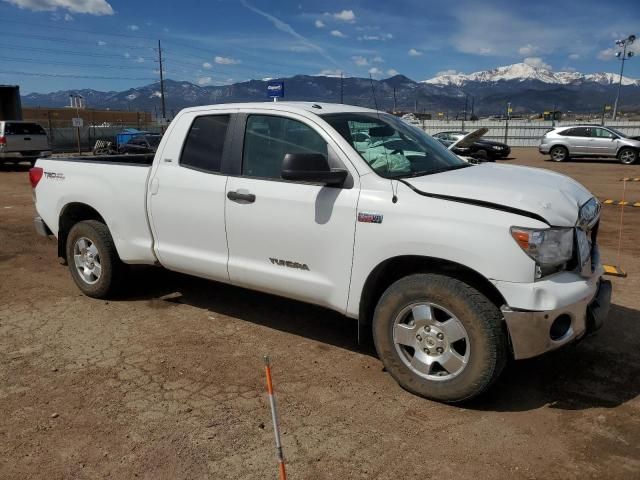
[358,255,507,326]
[58,202,107,262]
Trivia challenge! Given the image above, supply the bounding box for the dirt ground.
[1,148,639,480]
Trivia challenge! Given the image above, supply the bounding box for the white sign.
[72,117,84,128]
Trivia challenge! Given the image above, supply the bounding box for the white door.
[225,113,359,312]
[148,112,232,281]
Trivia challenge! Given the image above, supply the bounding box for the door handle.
[227,190,256,203]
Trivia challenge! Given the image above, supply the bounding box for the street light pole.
[612,34,636,121]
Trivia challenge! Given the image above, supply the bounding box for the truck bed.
[34,155,157,265]
[44,153,155,166]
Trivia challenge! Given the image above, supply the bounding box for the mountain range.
[21,63,640,116]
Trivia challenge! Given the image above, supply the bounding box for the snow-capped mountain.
[424,63,639,87]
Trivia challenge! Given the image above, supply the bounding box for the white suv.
[539,125,640,164]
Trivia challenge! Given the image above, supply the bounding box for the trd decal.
[44,172,65,181]
[269,258,310,271]
[358,212,383,224]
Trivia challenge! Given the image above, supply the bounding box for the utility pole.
[504,102,511,145]
[340,71,344,104]
[470,96,475,119]
[612,34,636,121]
[392,87,397,113]
[158,40,167,124]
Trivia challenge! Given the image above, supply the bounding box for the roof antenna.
[369,74,398,204]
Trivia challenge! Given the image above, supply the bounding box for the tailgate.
[7,134,49,153]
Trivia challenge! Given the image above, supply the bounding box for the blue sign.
[267,81,285,98]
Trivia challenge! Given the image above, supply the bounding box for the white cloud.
[331,9,355,22]
[124,52,131,58]
[290,44,313,52]
[352,55,369,66]
[318,69,342,77]
[3,0,113,15]
[197,76,212,86]
[202,62,213,69]
[241,0,338,66]
[135,56,144,63]
[360,33,393,41]
[568,53,580,60]
[387,69,398,76]
[330,30,346,38]
[368,67,382,76]
[63,12,73,20]
[372,56,384,63]
[523,56,551,70]
[597,48,616,60]
[436,69,458,76]
[408,48,422,56]
[127,24,139,31]
[518,44,539,55]
[97,40,106,46]
[314,19,324,28]
[215,55,241,65]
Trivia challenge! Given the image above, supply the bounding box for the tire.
[618,147,638,165]
[473,149,488,160]
[549,146,569,162]
[65,220,123,299]
[372,274,508,403]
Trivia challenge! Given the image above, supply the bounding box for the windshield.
[607,127,627,138]
[322,112,468,178]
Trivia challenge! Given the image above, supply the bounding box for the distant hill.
[21,63,640,116]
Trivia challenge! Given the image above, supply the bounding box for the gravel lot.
[1,148,639,479]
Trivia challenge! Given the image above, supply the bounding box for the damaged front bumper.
[501,279,612,360]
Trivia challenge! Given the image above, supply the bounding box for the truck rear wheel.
[372,274,507,403]
[66,220,123,299]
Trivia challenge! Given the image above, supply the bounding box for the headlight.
[578,197,600,229]
[511,227,574,278]
[492,145,502,150]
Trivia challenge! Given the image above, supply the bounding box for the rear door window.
[180,115,230,173]
[562,127,590,137]
[5,123,46,135]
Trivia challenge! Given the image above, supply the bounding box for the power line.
[0,55,155,70]
[0,31,153,51]
[0,70,156,81]
[7,19,158,41]
[1,43,154,61]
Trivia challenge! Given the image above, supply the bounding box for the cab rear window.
[4,123,47,135]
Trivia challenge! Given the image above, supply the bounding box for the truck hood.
[404,163,593,226]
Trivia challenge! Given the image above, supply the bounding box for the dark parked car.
[433,131,510,160]
[118,134,162,155]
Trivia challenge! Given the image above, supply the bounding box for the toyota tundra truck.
[29,102,611,402]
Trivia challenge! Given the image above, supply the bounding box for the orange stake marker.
[264,355,287,480]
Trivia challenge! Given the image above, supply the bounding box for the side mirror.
[281,153,347,186]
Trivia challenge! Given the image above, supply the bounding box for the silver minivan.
[539,125,640,164]
[0,121,52,166]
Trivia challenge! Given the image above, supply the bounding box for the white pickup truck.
[30,102,611,402]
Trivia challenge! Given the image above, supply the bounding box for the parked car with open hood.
[433,130,510,160]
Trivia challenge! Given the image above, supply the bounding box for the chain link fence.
[42,122,162,153]
[409,120,640,147]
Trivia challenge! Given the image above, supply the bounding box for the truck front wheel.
[66,220,123,299]
[373,274,507,403]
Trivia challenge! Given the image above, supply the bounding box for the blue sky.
[1,0,639,93]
